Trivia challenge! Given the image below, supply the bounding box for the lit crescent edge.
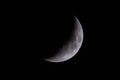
[44,16,84,63]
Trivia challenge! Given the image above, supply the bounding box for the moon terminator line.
[44,16,84,63]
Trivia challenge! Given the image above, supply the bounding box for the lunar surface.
[44,16,84,63]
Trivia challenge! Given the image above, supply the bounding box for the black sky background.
[1,1,103,78]
[23,3,95,75]
[10,5,89,71]
[1,0,119,79]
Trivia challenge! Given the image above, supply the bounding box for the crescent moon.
[44,16,84,63]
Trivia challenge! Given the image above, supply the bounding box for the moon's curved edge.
[44,16,84,63]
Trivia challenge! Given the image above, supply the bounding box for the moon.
[44,16,84,63]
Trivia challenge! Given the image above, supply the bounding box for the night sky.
[2,1,99,78]
[2,1,118,79]
[25,4,93,74]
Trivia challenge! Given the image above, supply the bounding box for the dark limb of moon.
[44,16,83,63]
